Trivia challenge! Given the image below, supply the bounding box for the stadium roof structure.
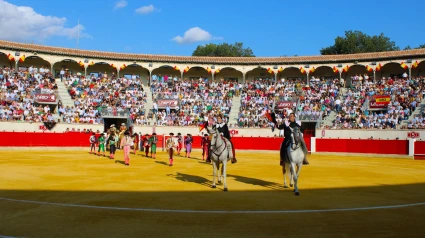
[1,40,425,65]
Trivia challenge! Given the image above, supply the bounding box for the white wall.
[316,129,425,140]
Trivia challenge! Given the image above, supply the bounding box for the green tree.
[320,30,400,55]
[192,42,255,57]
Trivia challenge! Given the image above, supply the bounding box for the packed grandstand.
[1,40,424,131]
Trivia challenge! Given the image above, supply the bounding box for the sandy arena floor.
[0,149,425,238]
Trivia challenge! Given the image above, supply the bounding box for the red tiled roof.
[1,40,425,64]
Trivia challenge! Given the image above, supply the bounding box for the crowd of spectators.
[62,71,147,124]
[324,76,425,130]
[0,65,58,123]
[145,75,235,127]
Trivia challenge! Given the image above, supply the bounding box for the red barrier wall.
[0,132,312,151]
[414,141,425,155]
[316,138,409,155]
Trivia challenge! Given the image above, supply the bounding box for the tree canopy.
[320,31,400,55]
[192,42,255,57]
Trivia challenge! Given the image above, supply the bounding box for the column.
[181,71,184,80]
[306,73,309,86]
[373,70,376,83]
[274,72,277,83]
[15,61,18,71]
[117,69,120,78]
[84,66,88,77]
[408,65,412,81]
[212,72,214,82]
[242,73,246,83]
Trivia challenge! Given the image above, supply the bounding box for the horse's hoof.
[290,184,293,187]
[212,185,216,189]
[224,188,228,192]
[295,192,300,196]
[284,185,289,188]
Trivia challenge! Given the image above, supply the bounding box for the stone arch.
[377,62,407,79]
[277,66,305,83]
[87,62,117,78]
[0,52,14,68]
[344,64,369,86]
[151,65,181,82]
[245,67,274,83]
[311,66,335,80]
[120,64,150,85]
[411,60,425,78]
[184,66,210,81]
[52,59,84,78]
[18,55,51,71]
[214,67,243,83]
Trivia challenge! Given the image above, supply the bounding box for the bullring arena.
[1,40,425,237]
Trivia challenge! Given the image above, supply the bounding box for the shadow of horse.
[114,160,126,165]
[155,161,169,166]
[167,173,212,188]
[227,174,284,191]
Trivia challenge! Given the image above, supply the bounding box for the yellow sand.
[0,150,425,237]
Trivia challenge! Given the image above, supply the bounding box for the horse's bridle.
[208,128,226,158]
[290,127,301,151]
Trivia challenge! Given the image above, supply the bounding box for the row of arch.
[1,52,425,86]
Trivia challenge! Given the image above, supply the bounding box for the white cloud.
[172,27,222,44]
[135,4,156,14]
[114,0,127,9]
[0,0,90,42]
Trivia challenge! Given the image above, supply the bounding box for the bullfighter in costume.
[185,134,193,158]
[143,134,150,157]
[201,133,209,160]
[132,133,139,154]
[149,133,158,159]
[176,133,183,155]
[166,133,177,166]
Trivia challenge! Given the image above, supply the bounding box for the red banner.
[276,101,295,109]
[35,94,56,103]
[157,100,178,109]
[369,95,390,109]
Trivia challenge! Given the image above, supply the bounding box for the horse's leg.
[212,161,217,189]
[291,162,299,196]
[283,163,288,188]
[223,160,228,192]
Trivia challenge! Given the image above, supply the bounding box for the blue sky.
[1,0,425,57]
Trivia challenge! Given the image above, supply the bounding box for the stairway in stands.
[320,87,348,127]
[401,97,425,127]
[53,79,74,122]
[144,86,155,125]
[228,95,241,125]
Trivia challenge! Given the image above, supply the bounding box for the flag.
[89,61,94,66]
[265,111,273,122]
[120,64,127,70]
[183,66,190,72]
[267,68,274,74]
[110,64,117,69]
[173,66,180,71]
[376,63,382,72]
[309,67,315,74]
[300,67,305,74]
[78,61,85,67]
[278,67,283,72]
[333,66,339,73]
[7,54,15,61]
[400,62,408,69]
[342,65,349,72]
[19,55,25,62]
[198,121,207,132]
[214,69,220,74]
[366,65,373,72]
[206,67,211,73]
[412,61,419,69]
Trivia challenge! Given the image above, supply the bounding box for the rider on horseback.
[205,115,237,164]
[274,113,309,166]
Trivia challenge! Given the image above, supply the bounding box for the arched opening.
[18,56,51,72]
[412,60,425,77]
[213,67,243,83]
[246,67,274,83]
[0,52,15,68]
[344,64,369,86]
[53,59,84,78]
[151,65,181,83]
[378,62,407,79]
[310,66,335,81]
[277,67,305,84]
[183,66,210,81]
[120,64,150,86]
[87,62,117,78]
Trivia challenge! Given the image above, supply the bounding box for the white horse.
[283,126,307,196]
[206,126,232,192]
